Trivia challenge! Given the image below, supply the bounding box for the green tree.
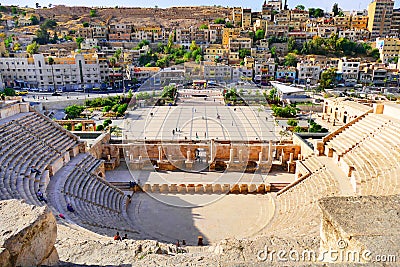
[114,48,122,60]
[199,24,208,29]
[295,5,305,10]
[195,54,203,63]
[214,18,225,24]
[65,105,85,119]
[26,42,39,55]
[319,68,337,90]
[35,28,50,44]
[96,124,104,131]
[225,21,233,28]
[255,29,265,40]
[89,9,97,17]
[189,40,198,51]
[13,42,21,52]
[332,3,340,16]
[284,53,298,67]
[369,48,380,60]
[287,36,297,52]
[11,7,18,14]
[29,15,39,25]
[75,37,84,48]
[238,49,251,59]
[82,22,89,27]
[42,19,57,29]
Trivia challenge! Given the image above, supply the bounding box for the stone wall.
[293,133,314,158]
[88,132,111,159]
[0,200,59,267]
[0,102,29,119]
[319,195,400,264]
[113,141,301,169]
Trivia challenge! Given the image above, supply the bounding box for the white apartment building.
[296,62,322,85]
[202,63,234,82]
[0,54,101,90]
[337,58,360,82]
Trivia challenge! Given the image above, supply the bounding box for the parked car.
[15,90,29,95]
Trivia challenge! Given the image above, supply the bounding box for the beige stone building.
[367,0,394,38]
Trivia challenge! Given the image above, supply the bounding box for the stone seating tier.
[0,112,72,206]
[265,168,340,237]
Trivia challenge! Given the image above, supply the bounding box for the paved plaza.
[124,105,277,141]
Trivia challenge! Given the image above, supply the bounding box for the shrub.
[293,126,303,133]
[103,119,112,126]
[287,119,298,127]
[65,105,85,119]
[3,88,15,96]
[96,124,104,131]
[103,105,112,112]
[117,103,128,115]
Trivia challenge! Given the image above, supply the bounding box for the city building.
[337,58,360,85]
[367,0,394,39]
[376,37,400,64]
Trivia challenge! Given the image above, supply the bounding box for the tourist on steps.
[67,203,75,212]
[30,166,41,175]
[36,189,47,203]
[114,232,122,241]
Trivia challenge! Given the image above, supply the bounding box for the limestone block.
[222,184,230,193]
[230,184,240,194]
[213,184,222,193]
[187,184,195,194]
[248,184,257,193]
[0,200,59,267]
[142,184,151,192]
[177,184,187,193]
[257,184,265,193]
[240,184,248,194]
[195,184,205,193]
[169,184,178,193]
[264,183,271,192]
[160,184,169,193]
[151,184,160,193]
[205,184,213,194]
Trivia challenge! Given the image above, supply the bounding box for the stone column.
[289,153,294,163]
[238,150,243,163]
[138,155,142,163]
[158,146,162,161]
[71,124,75,131]
[210,139,214,162]
[268,140,273,161]
[187,150,191,161]
[259,151,263,162]
[229,148,234,163]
